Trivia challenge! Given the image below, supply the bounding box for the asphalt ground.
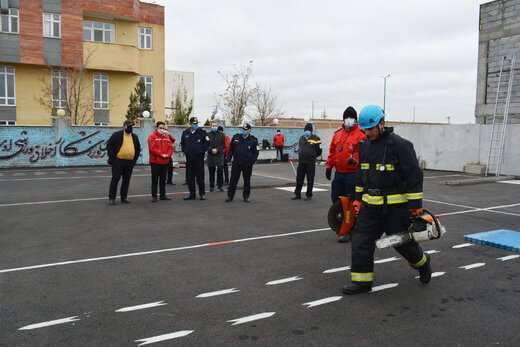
[1,163,519,346]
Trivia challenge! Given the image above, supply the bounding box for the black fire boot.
[418,255,432,284]
[342,282,372,295]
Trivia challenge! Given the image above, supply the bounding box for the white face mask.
[344,118,356,128]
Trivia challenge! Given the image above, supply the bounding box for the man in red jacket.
[148,121,174,202]
[326,106,366,242]
[219,126,231,185]
[273,129,285,161]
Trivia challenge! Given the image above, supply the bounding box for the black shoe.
[160,196,172,201]
[304,196,313,201]
[418,255,432,284]
[337,234,352,243]
[291,196,301,200]
[121,199,131,204]
[342,283,372,295]
[109,199,116,206]
[200,195,206,201]
[218,187,225,192]
[243,198,251,203]
[182,182,188,186]
[225,197,233,203]
[209,187,215,192]
[184,195,196,201]
[152,197,158,203]
[167,182,176,186]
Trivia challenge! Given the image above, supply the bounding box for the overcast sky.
[149,0,490,124]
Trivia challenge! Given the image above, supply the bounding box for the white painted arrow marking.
[370,283,399,293]
[115,301,167,312]
[374,257,400,264]
[19,316,80,330]
[459,263,486,270]
[302,296,343,308]
[425,250,440,255]
[196,288,239,298]
[452,243,474,249]
[323,266,350,274]
[266,276,303,286]
[227,312,276,326]
[135,330,194,346]
[415,272,446,279]
[497,255,520,261]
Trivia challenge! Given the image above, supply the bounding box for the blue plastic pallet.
[464,229,520,252]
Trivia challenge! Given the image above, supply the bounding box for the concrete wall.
[0,119,305,168]
[317,124,520,176]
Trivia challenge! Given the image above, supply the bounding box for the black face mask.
[125,126,133,134]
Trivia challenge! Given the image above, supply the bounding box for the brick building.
[0,0,164,126]
[476,0,520,124]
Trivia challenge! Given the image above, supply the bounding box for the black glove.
[347,157,357,166]
[326,168,332,181]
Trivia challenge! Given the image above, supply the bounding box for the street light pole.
[383,74,391,114]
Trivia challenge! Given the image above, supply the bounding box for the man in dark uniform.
[207,121,226,192]
[343,105,432,295]
[181,117,209,200]
[225,123,259,203]
[292,123,322,201]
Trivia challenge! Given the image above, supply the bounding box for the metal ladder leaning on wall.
[486,55,516,177]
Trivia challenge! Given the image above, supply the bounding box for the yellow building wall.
[15,65,53,126]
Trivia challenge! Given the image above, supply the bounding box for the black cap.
[304,123,313,132]
[189,117,199,125]
[343,106,357,120]
[123,120,134,127]
[242,123,252,130]
[217,126,224,131]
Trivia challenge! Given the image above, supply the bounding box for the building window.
[93,73,109,110]
[83,21,114,43]
[138,27,152,49]
[52,70,67,109]
[43,13,61,38]
[140,76,153,103]
[0,8,19,34]
[0,120,16,126]
[0,66,15,106]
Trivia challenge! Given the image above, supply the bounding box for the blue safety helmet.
[358,105,385,130]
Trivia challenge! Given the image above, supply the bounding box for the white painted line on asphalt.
[266,276,303,286]
[459,263,486,270]
[275,187,327,192]
[0,174,149,182]
[452,243,474,249]
[115,301,167,312]
[374,257,400,264]
[323,266,351,274]
[75,170,88,174]
[227,312,276,326]
[33,172,46,176]
[19,316,80,330]
[436,202,520,218]
[424,250,440,255]
[13,172,26,176]
[498,180,520,185]
[497,255,520,261]
[424,174,468,179]
[135,330,194,346]
[370,283,399,293]
[0,227,330,274]
[196,288,240,298]
[415,272,446,279]
[302,296,342,308]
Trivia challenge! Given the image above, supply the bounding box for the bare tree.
[251,84,283,126]
[38,51,96,125]
[217,62,253,126]
[171,83,194,125]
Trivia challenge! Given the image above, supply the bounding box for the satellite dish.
[142,110,151,118]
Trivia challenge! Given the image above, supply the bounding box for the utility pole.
[383,74,391,114]
[311,100,315,119]
[413,105,416,123]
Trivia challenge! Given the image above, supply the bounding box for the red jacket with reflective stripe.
[273,133,285,147]
[224,134,231,156]
[148,130,174,165]
[326,125,366,173]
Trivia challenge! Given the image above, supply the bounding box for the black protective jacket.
[229,134,259,165]
[106,130,141,165]
[354,128,423,209]
[298,134,322,164]
[181,128,209,159]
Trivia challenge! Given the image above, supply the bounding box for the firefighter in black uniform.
[292,123,322,201]
[225,123,259,203]
[343,105,432,295]
[181,117,209,200]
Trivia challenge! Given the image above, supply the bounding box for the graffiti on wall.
[0,130,108,163]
